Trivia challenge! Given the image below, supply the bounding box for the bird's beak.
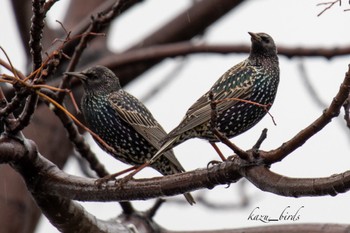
[64,71,87,81]
[248,32,260,41]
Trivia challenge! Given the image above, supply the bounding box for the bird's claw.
[227,155,237,161]
[207,160,222,168]
[95,174,135,189]
[115,174,134,188]
[95,175,116,188]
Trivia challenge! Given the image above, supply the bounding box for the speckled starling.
[150,32,279,163]
[66,66,195,205]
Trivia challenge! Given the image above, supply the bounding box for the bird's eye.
[261,36,270,43]
[84,72,97,80]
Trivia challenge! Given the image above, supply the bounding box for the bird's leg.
[207,142,227,168]
[210,142,227,161]
[207,91,227,164]
[116,161,150,187]
[95,162,152,187]
[95,165,139,187]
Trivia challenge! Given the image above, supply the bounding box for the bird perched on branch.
[150,32,280,164]
[66,66,195,205]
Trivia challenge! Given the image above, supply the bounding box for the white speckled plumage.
[151,32,280,164]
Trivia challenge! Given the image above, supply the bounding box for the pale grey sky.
[1,0,350,232]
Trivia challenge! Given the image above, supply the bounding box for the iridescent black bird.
[150,32,279,164]
[66,66,195,205]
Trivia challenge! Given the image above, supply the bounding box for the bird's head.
[65,65,121,95]
[248,32,277,58]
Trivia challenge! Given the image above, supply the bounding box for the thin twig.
[141,57,188,103]
[10,95,38,133]
[215,97,276,126]
[43,0,60,14]
[209,91,249,160]
[37,90,117,155]
[252,128,268,151]
[57,0,140,103]
[317,0,341,16]
[1,55,110,176]
[343,95,350,129]
[298,60,327,108]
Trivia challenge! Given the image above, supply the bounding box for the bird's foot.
[227,155,237,161]
[207,159,223,169]
[227,154,267,168]
[95,174,118,187]
[116,162,150,188]
[95,165,139,188]
[115,173,135,188]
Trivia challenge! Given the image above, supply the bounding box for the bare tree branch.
[317,0,341,16]
[343,95,350,129]
[241,165,350,197]
[94,42,350,74]
[261,64,350,164]
[162,224,350,233]
[3,1,350,232]
[298,60,327,108]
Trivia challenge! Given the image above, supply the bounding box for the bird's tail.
[149,137,178,164]
[183,193,196,205]
[168,155,196,205]
[151,137,196,205]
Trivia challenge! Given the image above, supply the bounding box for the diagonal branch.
[262,64,350,164]
[39,89,110,177]
[57,0,143,103]
[35,195,133,233]
[108,0,245,85]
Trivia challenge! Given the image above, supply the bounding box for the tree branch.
[29,0,45,71]
[57,0,143,103]
[241,165,350,197]
[162,224,350,233]
[343,94,350,129]
[3,134,350,202]
[40,89,109,178]
[262,64,350,164]
[35,195,133,233]
[97,42,350,70]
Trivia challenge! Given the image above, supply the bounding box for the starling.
[66,66,195,205]
[150,32,279,163]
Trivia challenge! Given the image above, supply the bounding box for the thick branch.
[0,135,239,201]
[4,135,350,202]
[162,224,350,233]
[35,195,132,233]
[99,42,350,69]
[108,0,245,85]
[241,165,350,197]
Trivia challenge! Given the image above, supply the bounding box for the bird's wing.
[108,91,185,170]
[108,90,167,147]
[166,60,261,138]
